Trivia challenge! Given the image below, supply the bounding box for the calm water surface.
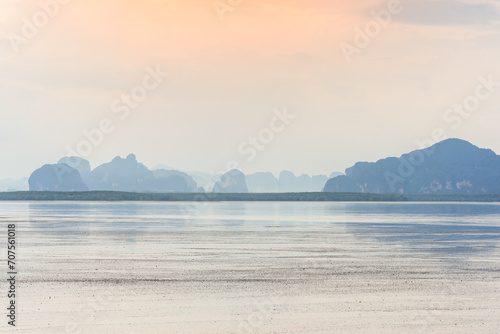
[1,201,499,255]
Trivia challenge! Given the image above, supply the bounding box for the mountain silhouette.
[324,138,500,194]
[29,164,88,191]
[213,169,248,193]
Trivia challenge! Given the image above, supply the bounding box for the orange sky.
[1,0,500,179]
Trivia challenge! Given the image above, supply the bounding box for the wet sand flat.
[1,202,500,333]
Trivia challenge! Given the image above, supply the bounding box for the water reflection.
[0,201,498,258]
[340,203,500,256]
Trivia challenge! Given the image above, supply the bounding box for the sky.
[1,0,500,179]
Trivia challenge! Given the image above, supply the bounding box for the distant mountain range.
[26,155,338,193]
[29,154,204,193]
[324,138,500,195]
[0,177,28,192]
[19,138,500,194]
[246,171,341,192]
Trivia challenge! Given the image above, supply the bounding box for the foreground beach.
[2,201,499,333]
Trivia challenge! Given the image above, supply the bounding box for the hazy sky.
[1,0,500,179]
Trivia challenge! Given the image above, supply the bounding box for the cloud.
[396,0,500,26]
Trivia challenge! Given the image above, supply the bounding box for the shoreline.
[1,191,500,202]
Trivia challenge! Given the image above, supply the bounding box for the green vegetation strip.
[0,191,500,202]
[0,191,406,202]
